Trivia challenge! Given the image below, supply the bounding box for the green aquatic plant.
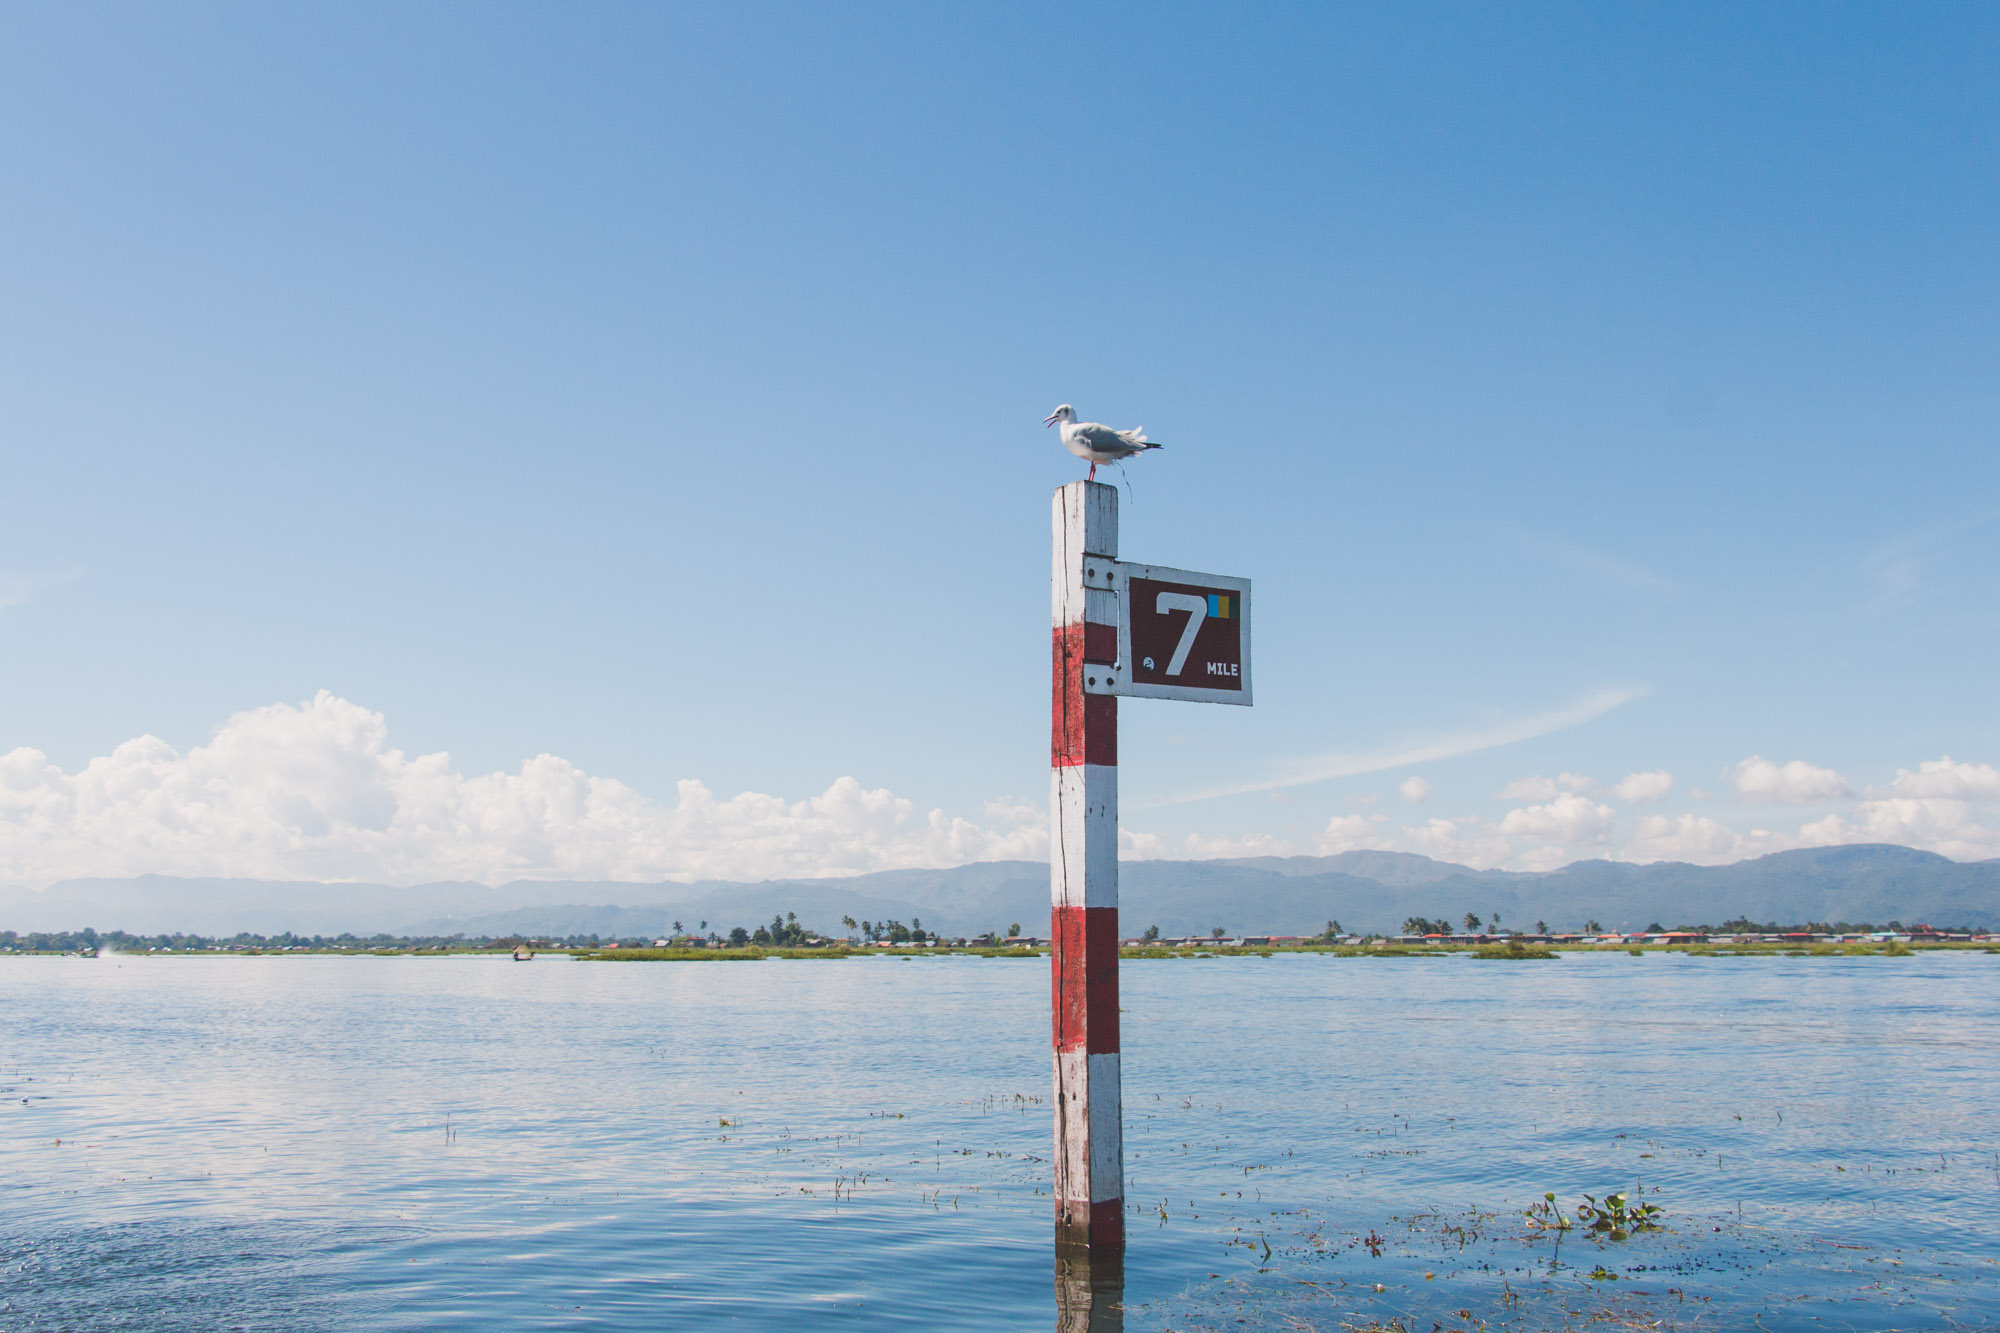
[1575,1191,1662,1240]
[578,946,857,962]
[1474,940,1554,960]
[1524,1193,1571,1232]
[1527,1190,1661,1241]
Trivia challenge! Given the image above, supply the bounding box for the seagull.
[1043,404,1162,480]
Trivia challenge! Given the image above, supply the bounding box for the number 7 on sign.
[1155,592,1207,677]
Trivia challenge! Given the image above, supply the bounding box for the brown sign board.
[1112,562,1252,705]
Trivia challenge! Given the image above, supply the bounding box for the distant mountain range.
[3,844,1994,938]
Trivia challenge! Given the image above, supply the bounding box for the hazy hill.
[2,845,1992,938]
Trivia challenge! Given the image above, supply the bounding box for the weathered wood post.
[1051,479,1123,1253]
[1048,476,1251,1262]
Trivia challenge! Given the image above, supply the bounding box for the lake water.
[2,950,1996,1331]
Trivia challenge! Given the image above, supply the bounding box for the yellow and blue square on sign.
[1206,594,1233,619]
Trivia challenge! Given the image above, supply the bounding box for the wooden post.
[1051,480,1122,1253]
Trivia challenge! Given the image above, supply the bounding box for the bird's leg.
[1087,462,1097,480]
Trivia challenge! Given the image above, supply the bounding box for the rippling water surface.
[2,950,1996,1330]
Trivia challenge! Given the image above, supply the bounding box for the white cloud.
[1497,772,1596,801]
[1401,817,1514,870]
[1496,793,1617,846]
[1727,755,1849,804]
[1314,813,1393,854]
[1170,831,1301,860]
[0,692,1044,889]
[1884,757,2000,800]
[1118,828,1167,859]
[1614,770,1674,804]
[12,697,1999,885]
[1628,812,1740,862]
[1803,800,2000,862]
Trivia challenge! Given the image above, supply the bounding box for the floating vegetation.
[1526,1189,1662,1241]
[575,946,856,962]
[1523,1193,1572,1233]
[1472,940,1554,960]
[1577,1190,1663,1239]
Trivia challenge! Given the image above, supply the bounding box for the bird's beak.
[1042,412,1060,427]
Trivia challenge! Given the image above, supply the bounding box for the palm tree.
[1463,912,1482,933]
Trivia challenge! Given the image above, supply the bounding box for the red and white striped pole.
[1050,480,1122,1254]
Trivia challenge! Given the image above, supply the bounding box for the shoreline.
[4,940,1994,960]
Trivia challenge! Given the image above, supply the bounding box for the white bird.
[1043,404,1162,480]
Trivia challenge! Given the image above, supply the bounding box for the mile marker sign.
[1118,563,1251,704]
[1074,559,1252,705]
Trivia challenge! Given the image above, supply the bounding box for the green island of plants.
[1473,940,1555,960]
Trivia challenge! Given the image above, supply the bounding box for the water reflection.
[1054,1249,1123,1333]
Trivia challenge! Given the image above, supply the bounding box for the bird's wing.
[1073,423,1139,454]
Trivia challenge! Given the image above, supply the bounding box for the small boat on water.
[512,945,535,961]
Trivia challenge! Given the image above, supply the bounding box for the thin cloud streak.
[0,573,61,614]
[0,571,84,618]
[1521,535,1679,593]
[1860,506,2000,615]
[1135,685,1650,809]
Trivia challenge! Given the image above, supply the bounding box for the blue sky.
[2,4,1997,885]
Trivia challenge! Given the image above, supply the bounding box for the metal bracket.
[1080,661,1126,695]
